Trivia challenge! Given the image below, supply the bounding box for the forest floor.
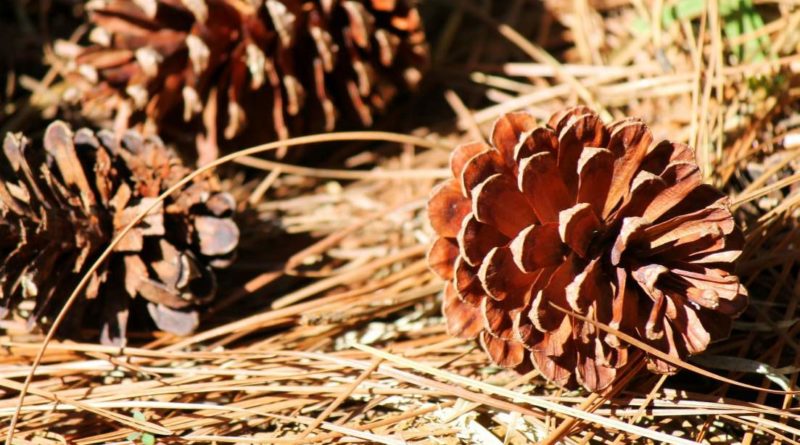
[2,0,800,443]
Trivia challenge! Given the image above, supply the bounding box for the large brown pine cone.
[0,122,239,343]
[427,107,748,391]
[59,0,428,160]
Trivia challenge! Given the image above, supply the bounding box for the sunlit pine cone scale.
[0,122,239,343]
[61,0,428,159]
[428,107,748,391]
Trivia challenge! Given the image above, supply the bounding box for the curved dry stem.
[234,155,450,180]
[4,131,451,444]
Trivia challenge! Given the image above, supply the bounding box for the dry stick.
[0,340,283,361]
[444,90,485,142]
[437,0,610,121]
[696,2,715,181]
[734,146,800,194]
[684,16,702,150]
[719,414,800,445]
[134,346,462,443]
[21,316,450,438]
[270,378,467,443]
[441,369,540,423]
[780,356,800,438]
[695,415,714,443]
[543,393,602,445]
[543,358,647,445]
[190,403,453,445]
[542,396,603,445]
[470,71,538,94]
[297,358,382,439]
[205,270,283,318]
[3,131,451,445]
[7,379,292,409]
[259,411,406,445]
[722,53,800,77]
[498,63,659,78]
[731,172,800,208]
[285,195,425,272]
[610,373,670,445]
[431,1,464,64]
[248,167,282,206]
[712,0,726,188]
[299,260,430,317]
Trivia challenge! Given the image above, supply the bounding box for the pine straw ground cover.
[3,0,800,444]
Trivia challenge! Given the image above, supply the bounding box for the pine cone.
[427,107,748,391]
[59,0,428,159]
[0,121,239,343]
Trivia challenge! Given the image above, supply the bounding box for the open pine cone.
[428,107,748,391]
[58,0,428,161]
[0,122,239,343]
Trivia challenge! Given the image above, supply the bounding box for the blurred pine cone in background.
[0,122,239,344]
[428,107,748,392]
[56,0,428,162]
[0,0,84,125]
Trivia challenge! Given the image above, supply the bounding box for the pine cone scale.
[453,257,483,305]
[603,123,653,214]
[558,202,600,258]
[509,223,564,272]
[195,215,239,257]
[449,141,489,180]
[442,282,482,339]
[576,147,613,216]
[472,174,534,237]
[490,113,537,165]
[481,330,528,370]
[427,180,471,239]
[518,152,569,223]
[477,246,532,302]
[427,236,458,280]
[557,115,609,194]
[459,149,506,197]
[458,214,508,266]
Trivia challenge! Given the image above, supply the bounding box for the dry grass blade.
[235,156,451,180]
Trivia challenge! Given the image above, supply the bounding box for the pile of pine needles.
[3,0,800,443]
